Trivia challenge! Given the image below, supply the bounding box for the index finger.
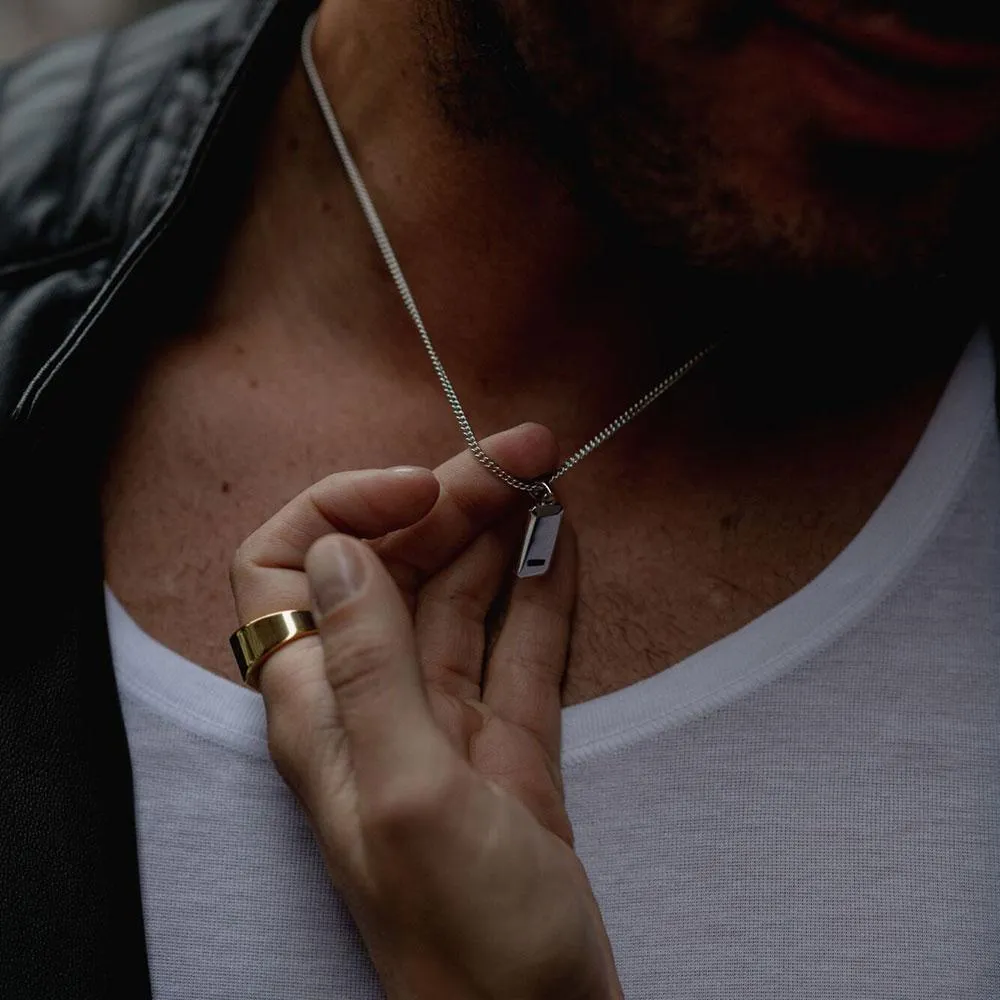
[231,466,440,628]
[374,422,558,590]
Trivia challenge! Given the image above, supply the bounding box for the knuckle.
[266,717,308,790]
[324,627,396,696]
[363,776,454,841]
[445,485,481,525]
[259,651,325,771]
[229,544,251,587]
[519,584,571,620]
[266,725,294,774]
[230,533,265,589]
[508,642,566,685]
[417,531,508,618]
[463,528,508,569]
[418,586,483,633]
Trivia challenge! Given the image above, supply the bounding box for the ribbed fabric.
[110,329,1000,999]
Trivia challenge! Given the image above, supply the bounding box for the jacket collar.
[0,3,316,995]
[12,0,317,427]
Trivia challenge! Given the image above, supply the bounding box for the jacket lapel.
[1,2,315,996]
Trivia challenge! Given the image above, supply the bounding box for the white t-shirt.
[109,329,1000,999]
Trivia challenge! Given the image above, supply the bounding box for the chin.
[459,0,1000,296]
[592,86,992,292]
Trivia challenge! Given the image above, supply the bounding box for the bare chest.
[104,483,756,708]
[102,407,782,709]
[101,334,867,706]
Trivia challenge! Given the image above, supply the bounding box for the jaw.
[423,0,1000,296]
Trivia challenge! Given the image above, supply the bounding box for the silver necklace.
[301,13,715,577]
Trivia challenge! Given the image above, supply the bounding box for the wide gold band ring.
[230,610,319,690]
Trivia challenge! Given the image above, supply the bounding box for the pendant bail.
[529,479,558,505]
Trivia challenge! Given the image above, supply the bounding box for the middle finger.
[373,422,558,593]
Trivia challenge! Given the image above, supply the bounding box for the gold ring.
[230,610,318,690]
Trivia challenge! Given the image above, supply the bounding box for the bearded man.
[3,0,999,997]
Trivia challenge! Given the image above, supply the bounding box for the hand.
[230,424,623,1000]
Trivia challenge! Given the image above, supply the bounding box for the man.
[2,0,999,996]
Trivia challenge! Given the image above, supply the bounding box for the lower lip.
[763,16,1000,152]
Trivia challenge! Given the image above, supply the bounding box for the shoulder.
[0,0,292,423]
[0,0,249,283]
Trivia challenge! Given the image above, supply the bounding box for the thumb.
[306,534,446,789]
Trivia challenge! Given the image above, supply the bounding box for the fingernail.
[387,465,430,476]
[309,537,367,612]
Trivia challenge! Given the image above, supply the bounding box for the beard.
[419,0,1000,318]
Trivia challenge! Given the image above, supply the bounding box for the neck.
[200,0,980,453]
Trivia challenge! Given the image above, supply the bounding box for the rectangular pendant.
[516,502,564,579]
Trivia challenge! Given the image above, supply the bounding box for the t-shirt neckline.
[107,328,996,763]
[562,327,995,761]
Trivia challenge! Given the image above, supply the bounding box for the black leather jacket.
[1,3,998,998]
[0,2,315,996]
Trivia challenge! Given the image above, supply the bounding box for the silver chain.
[301,14,715,501]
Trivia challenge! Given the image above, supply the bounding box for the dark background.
[1,0,171,61]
